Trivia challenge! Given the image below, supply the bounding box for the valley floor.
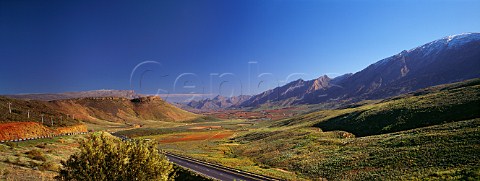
[128,118,478,180]
[1,116,479,180]
[1,79,479,180]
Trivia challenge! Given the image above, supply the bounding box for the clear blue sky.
[1,0,479,99]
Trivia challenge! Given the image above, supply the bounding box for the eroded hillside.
[47,96,199,124]
[1,96,199,126]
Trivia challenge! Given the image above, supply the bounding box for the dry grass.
[0,134,84,181]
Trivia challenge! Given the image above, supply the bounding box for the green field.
[121,78,480,180]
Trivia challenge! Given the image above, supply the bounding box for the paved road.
[112,134,281,181]
[165,153,281,181]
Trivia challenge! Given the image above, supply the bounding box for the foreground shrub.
[57,132,174,181]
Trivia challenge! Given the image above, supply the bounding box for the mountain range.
[185,32,480,110]
[183,95,251,111]
[4,33,480,112]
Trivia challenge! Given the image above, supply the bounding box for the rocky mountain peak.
[308,75,331,93]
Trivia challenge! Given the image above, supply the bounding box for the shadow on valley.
[314,78,480,136]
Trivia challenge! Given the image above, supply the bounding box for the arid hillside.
[1,96,200,127]
[47,96,199,124]
[0,96,78,127]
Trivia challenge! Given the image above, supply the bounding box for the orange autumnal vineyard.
[0,122,87,141]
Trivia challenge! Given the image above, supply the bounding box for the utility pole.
[7,102,12,114]
[41,114,44,124]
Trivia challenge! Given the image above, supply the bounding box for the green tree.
[57,132,174,181]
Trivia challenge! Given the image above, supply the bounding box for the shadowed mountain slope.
[237,33,480,108]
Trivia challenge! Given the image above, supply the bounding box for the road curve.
[111,134,281,181]
[165,153,281,181]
